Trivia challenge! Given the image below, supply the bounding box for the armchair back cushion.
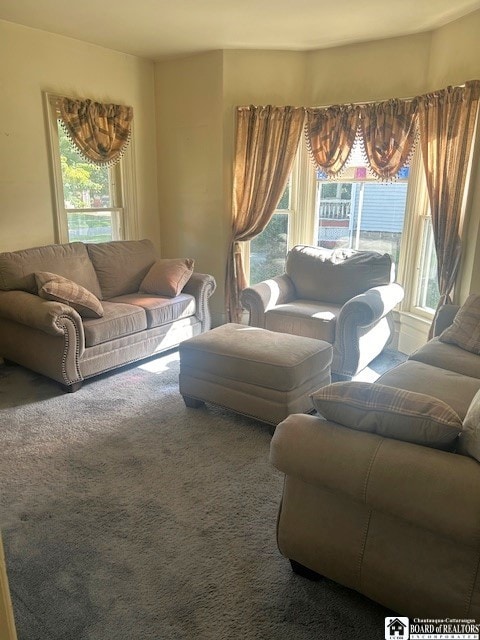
[87,239,158,299]
[0,242,102,299]
[285,245,393,304]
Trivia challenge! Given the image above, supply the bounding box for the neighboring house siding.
[352,183,407,233]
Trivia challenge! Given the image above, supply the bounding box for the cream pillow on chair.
[311,381,462,450]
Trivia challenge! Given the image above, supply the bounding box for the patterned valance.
[58,97,133,167]
[358,99,418,180]
[305,105,360,177]
[306,99,419,180]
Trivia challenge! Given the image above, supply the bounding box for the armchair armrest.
[332,283,404,377]
[270,413,480,545]
[240,275,297,328]
[182,272,217,332]
[432,304,460,337]
[338,283,404,329]
[0,290,84,341]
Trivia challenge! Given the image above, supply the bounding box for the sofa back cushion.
[439,294,480,354]
[458,388,480,461]
[0,242,102,299]
[285,245,393,304]
[87,239,158,299]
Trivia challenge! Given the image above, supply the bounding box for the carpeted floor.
[0,349,404,640]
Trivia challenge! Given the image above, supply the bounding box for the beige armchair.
[240,245,404,378]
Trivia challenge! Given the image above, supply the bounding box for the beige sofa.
[240,245,404,378]
[0,239,216,391]
[270,303,480,618]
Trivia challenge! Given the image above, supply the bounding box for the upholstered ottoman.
[179,323,332,425]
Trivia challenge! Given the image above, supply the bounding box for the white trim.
[43,91,138,243]
[120,126,139,240]
[397,311,431,354]
[289,139,316,247]
[44,92,69,243]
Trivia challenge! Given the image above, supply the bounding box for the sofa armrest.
[182,272,216,332]
[0,290,84,340]
[432,304,460,337]
[240,275,297,328]
[270,413,480,545]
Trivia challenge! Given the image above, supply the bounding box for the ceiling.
[1,0,480,61]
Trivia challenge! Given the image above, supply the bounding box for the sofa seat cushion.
[377,360,480,420]
[0,242,102,298]
[82,301,147,347]
[265,300,339,343]
[409,337,480,380]
[87,239,158,299]
[108,293,196,329]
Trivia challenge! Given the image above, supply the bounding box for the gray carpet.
[0,350,403,640]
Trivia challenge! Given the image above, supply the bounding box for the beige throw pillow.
[35,271,104,318]
[439,294,480,354]
[311,381,462,449]
[457,388,480,461]
[140,259,194,297]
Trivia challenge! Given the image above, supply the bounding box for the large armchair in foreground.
[269,301,480,618]
[240,245,404,378]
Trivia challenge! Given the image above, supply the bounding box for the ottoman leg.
[182,395,205,409]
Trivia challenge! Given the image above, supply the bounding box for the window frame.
[44,92,138,244]
[247,139,436,321]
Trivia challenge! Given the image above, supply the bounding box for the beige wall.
[155,51,225,319]
[306,33,431,106]
[2,11,480,319]
[155,50,307,321]
[0,20,160,253]
[156,23,480,319]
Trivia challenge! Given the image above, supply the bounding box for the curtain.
[305,104,360,176]
[58,97,133,166]
[418,80,480,332]
[359,99,418,179]
[225,105,305,322]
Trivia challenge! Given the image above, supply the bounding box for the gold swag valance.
[58,97,133,167]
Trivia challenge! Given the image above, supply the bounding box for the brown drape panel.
[418,80,480,334]
[305,105,360,176]
[225,105,305,322]
[59,97,133,166]
[359,99,418,179]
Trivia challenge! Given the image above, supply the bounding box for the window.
[415,218,440,312]
[247,138,441,317]
[249,180,291,284]
[45,93,137,244]
[315,140,409,267]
